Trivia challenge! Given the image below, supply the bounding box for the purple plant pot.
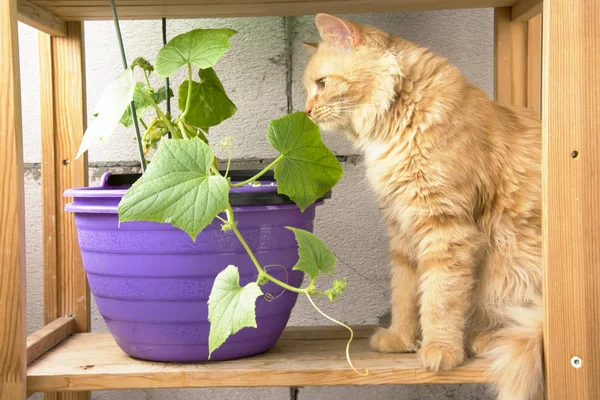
[64,172,323,362]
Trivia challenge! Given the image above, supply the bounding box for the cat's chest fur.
[360,135,438,235]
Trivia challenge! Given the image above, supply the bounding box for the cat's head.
[303,14,401,140]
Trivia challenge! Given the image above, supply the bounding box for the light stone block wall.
[19,9,494,400]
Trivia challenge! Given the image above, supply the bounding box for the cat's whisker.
[336,105,376,110]
[326,114,345,125]
[330,98,356,103]
[328,98,361,106]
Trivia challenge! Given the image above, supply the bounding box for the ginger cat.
[303,14,543,400]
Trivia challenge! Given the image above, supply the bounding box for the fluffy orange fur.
[304,14,543,400]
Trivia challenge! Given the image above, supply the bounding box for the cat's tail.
[486,298,544,400]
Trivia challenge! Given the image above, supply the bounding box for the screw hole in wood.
[571,151,579,159]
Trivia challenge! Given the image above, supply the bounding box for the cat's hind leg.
[466,280,501,358]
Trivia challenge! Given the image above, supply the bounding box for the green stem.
[225,202,331,298]
[210,165,221,176]
[305,293,368,376]
[180,63,194,122]
[135,87,180,139]
[230,155,283,187]
[139,117,148,130]
[177,119,191,140]
[224,146,232,178]
[142,118,158,143]
[227,206,306,294]
[143,70,152,90]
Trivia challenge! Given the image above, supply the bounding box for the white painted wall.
[19,9,494,400]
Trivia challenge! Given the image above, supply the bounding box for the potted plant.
[65,26,355,364]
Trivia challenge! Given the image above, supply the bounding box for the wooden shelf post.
[526,13,541,118]
[542,0,600,398]
[38,21,90,400]
[494,8,542,114]
[0,0,27,399]
[494,7,528,107]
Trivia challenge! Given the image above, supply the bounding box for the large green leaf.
[208,265,263,359]
[178,68,237,128]
[77,68,134,158]
[267,112,343,210]
[117,137,230,240]
[120,83,173,128]
[287,227,337,281]
[155,28,237,78]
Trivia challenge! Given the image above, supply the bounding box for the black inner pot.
[105,170,331,206]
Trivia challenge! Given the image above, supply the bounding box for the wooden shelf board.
[27,326,491,392]
[26,0,517,21]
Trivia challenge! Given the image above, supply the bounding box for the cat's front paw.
[418,342,464,372]
[370,327,418,353]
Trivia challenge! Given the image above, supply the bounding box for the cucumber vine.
[76,27,366,374]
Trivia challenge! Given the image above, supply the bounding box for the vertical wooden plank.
[495,8,539,119]
[53,21,90,335]
[542,1,600,399]
[38,22,90,400]
[0,0,26,399]
[527,13,542,118]
[38,32,58,327]
[494,7,528,106]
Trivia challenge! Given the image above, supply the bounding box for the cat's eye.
[316,77,327,91]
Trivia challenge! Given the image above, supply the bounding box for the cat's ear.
[303,41,319,53]
[315,13,359,49]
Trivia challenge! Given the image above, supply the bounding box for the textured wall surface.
[19,9,494,400]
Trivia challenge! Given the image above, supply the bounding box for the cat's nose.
[305,106,312,117]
